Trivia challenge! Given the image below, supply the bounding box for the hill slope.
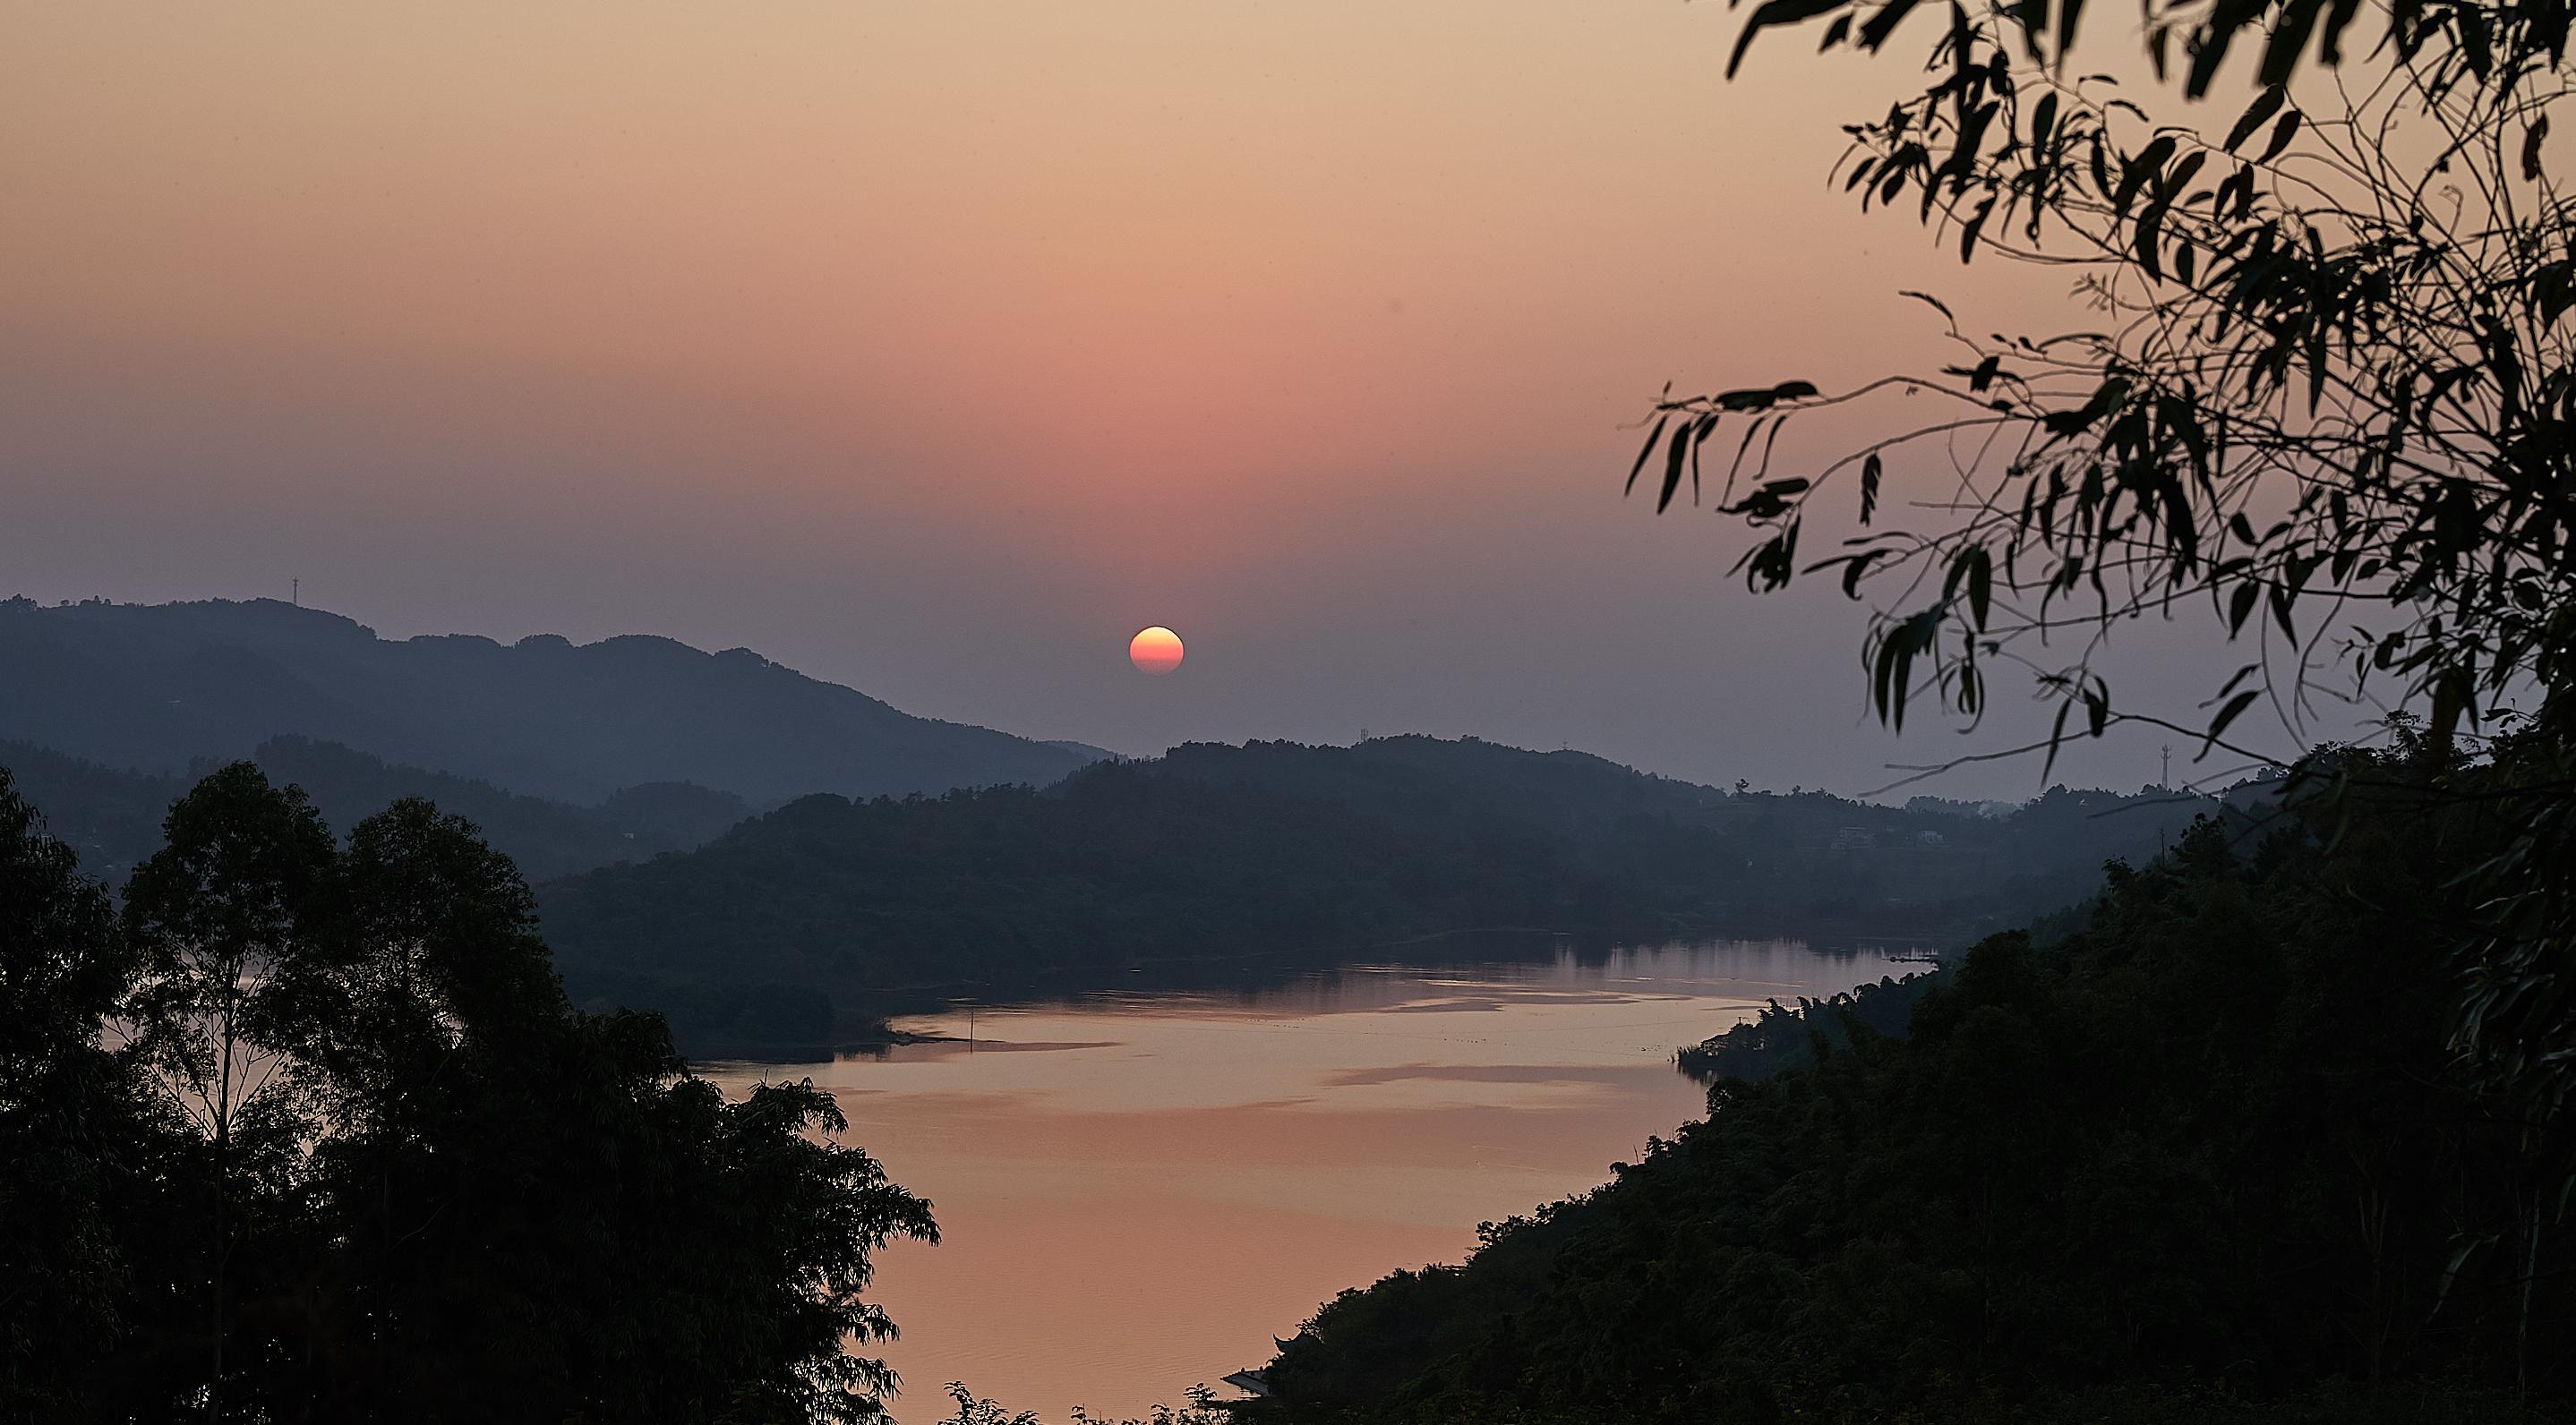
[536,736,2229,1046]
[1258,766,2564,1422]
[0,596,1094,804]
[0,736,750,884]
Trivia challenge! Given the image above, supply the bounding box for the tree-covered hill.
[0,722,2255,1054]
[0,595,1098,805]
[1154,736,2244,930]
[1253,748,2572,1424]
[536,736,2237,1049]
[538,764,1559,1013]
[0,736,748,884]
[249,735,749,880]
[0,741,186,886]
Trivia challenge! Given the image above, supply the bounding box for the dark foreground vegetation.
[0,763,932,1423]
[539,735,2221,1050]
[1256,739,2574,1424]
[9,735,2570,1425]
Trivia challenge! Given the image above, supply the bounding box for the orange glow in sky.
[0,1,2219,793]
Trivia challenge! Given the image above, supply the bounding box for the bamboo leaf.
[2256,109,2304,165]
[1731,0,1853,77]
[2225,86,2286,153]
[1658,422,1692,512]
[2202,688,2259,755]
[1625,416,1670,496]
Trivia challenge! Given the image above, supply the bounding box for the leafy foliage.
[0,763,934,1423]
[1672,968,1938,1082]
[936,1381,1234,1425]
[0,768,175,1418]
[1653,0,2576,1123]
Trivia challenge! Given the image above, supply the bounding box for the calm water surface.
[700,938,1919,1421]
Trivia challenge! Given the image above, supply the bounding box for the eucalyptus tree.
[120,764,336,1418]
[1641,0,2572,1114]
[273,798,939,1425]
[1,760,937,1422]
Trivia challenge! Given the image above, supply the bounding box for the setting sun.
[1128,626,1184,675]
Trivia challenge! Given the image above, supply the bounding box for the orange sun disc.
[1128,626,1185,675]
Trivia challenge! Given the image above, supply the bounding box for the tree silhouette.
[120,764,334,1419]
[1655,0,2576,1120]
[1,762,937,1422]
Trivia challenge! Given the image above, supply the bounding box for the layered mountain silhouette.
[0,596,1096,804]
[2,734,749,884]
[0,601,2241,1055]
[537,735,2232,1049]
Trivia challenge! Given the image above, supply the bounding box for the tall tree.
[37,766,943,1422]
[120,764,335,1420]
[0,768,171,1418]
[264,797,941,1422]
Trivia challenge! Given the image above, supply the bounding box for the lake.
[698,936,1924,1421]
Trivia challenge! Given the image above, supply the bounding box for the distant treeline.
[535,736,2240,1050]
[0,728,2246,1054]
[1252,744,2574,1424]
[1670,900,2093,1084]
[1670,970,1936,1085]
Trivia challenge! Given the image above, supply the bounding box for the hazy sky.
[1,2,2281,796]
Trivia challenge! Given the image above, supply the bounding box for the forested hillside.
[0,721,2250,1056]
[0,596,1095,804]
[1156,737,2241,930]
[0,736,746,883]
[1255,747,2572,1423]
[539,736,2234,1050]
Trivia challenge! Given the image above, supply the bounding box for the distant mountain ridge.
[0,596,1096,804]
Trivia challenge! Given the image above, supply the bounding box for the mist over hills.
[0,596,1097,805]
[0,735,747,884]
[0,597,2241,1054]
